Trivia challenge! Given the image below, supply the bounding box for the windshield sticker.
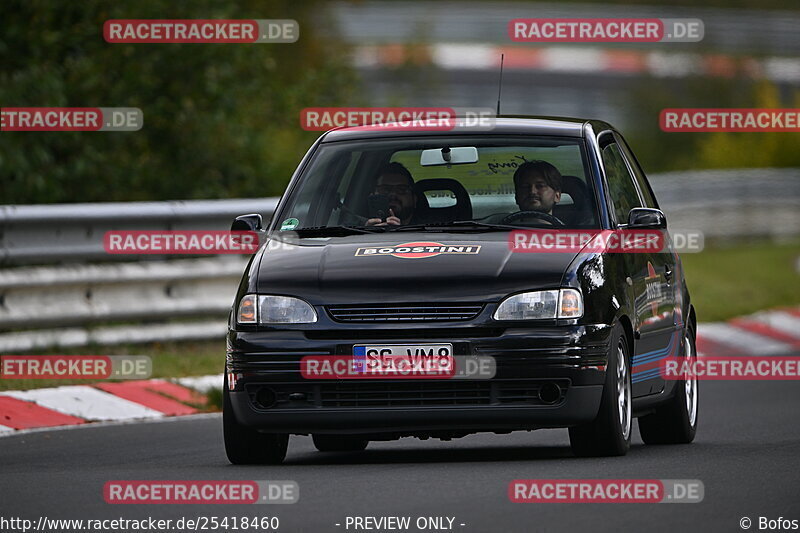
[487,155,530,174]
[355,241,482,259]
[280,218,299,231]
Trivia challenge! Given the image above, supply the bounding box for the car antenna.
[496,53,504,116]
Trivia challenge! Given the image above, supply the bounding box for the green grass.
[0,341,225,392]
[681,240,800,322]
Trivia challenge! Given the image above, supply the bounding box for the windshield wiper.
[388,220,529,232]
[291,225,385,237]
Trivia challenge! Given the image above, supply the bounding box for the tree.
[0,0,359,203]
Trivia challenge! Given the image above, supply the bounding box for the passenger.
[513,160,562,216]
[366,162,419,226]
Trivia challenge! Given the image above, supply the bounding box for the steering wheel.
[500,210,565,226]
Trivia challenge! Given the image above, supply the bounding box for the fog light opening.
[538,383,561,404]
[255,387,277,409]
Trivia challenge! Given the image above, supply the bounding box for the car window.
[321,151,363,226]
[275,136,600,232]
[391,144,588,220]
[278,149,345,227]
[601,142,641,225]
[616,136,657,209]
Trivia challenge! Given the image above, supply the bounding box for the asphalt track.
[2,372,800,533]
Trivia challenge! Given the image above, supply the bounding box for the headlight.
[236,294,317,324]
[493,289,583,320]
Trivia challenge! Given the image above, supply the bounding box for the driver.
[366,162,418,226]
[513,160,562,217]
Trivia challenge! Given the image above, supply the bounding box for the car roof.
[320,116,615,143]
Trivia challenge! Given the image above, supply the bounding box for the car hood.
[256,232,580,304]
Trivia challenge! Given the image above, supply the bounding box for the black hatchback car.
[224,116,698,464]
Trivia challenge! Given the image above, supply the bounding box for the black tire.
[312,434,369,452]
[569,323,632,457]
[223,378,289,465]
[639,324,699,444]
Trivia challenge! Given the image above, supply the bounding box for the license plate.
[352,344,454,375]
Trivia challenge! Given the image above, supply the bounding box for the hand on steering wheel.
[500,210,565,226]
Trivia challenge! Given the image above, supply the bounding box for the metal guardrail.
[0,198,278,265]
[650,168,800,241]
[0,169,797,352]
[0,257,246,351]
[0,257,247,329]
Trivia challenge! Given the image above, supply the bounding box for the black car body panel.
[254,234,572,303]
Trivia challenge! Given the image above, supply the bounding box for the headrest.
[413,178,473,222]
[559,176,588,209]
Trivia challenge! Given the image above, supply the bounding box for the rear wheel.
[639,325,699,444]
[312,434,369,452]
[569,323,631,457]
[223,376,289,464]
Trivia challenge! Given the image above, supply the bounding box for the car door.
[598,132,676,397]
[616,134,682,395]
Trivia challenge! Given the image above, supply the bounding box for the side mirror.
[231,213,264,232]
[627,208,667,229]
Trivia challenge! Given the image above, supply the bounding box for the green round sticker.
[280,218,299,231]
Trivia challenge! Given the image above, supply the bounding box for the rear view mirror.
[420,146,478,166]
[627,208,667,229]
[231,213,264,232]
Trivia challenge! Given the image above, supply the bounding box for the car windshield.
[274,136,599,233]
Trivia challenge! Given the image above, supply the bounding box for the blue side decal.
[631,330,682,384]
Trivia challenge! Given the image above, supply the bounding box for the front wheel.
[223,376,289,465]
[638,325,699,444]
[569,323,632,457]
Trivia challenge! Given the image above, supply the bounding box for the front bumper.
[226,322,612,434]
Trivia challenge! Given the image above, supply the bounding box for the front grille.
[305,328,504,340]
[327,303,484,323]
[245,379,569,409]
